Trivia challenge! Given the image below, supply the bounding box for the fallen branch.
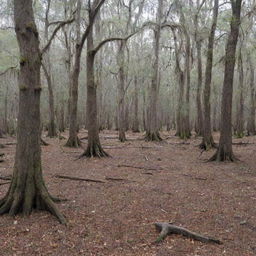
[117,164,162,171]
[154,222,222,244]
[182,174,207,181]
[54,174,105,183]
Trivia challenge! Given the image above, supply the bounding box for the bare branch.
[91,31,137,55]
[41,18,75,55]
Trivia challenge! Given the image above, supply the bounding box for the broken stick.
[54,174,105,183]
[154,222,222,244]
[117,164,162,171]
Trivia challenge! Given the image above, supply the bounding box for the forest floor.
[0,130,255,256]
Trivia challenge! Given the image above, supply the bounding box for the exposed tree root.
[79,142,109,158]
[0,178,66,225]
[41,138,49,146]
[65,136,81,148]
[208,148,238,162]
[145,131,162,142]
[199,137,217,150]
[154,222,222,244]
[54,174,105,183]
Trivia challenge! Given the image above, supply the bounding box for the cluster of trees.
[0,0,254,221]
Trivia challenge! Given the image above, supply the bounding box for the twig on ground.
[182,174,207,181]
[117,164,162,171]
[54,174,105,183]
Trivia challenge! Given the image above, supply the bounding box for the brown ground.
[0,130,255,256]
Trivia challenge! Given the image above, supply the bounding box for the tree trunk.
[234,46,244,138]
[117,40,127,142]
[145,0,163,141]
[80,18,108,158]
[200,0,219,150]
[0,0,66,224]
[42,63,57,138]
[65,0,82,147]
[194,4,203,136]
[132,76,140,132]
[210,0,242,161]
[44,0,57,138]
[246,54,256,135]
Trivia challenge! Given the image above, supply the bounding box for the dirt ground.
[0,130,255,256]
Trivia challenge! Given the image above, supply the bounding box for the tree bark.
[145,0,163,141]
[194,1,203,136]
[80,12,108,158]
[234,45,244,138]
[246,54,256,135]
[210,0,242,161]
[0,0,66,224]
[44,0,57,138]
[117,40,127,142]
[200,0,219,150]
[65,0,82,147]
[132,76,140,132]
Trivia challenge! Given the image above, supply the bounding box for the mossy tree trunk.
[0,0,66,224]
[145,0,163,141]
[210,0,242,161]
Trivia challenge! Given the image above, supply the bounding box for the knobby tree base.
[65,136,81,148]
[0,170,66,224]
[199,136,217,150]
[208,147,237,162]
[79,142,109,158]
[145,131,162,142]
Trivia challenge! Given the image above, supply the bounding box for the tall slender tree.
[210,0,242,161]
[200,0,219,150]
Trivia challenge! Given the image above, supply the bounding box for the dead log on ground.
[154,222,222,244]
[54,174,105,183]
